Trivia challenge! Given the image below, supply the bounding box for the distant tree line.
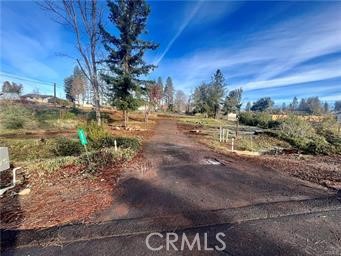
[144,76,188,113]
[11,0,341,128]
[244,96,338,114]
[192,69,243,119]
[247,97,274,112]
[1,81,23,95]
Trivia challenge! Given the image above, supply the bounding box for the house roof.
[21,93,53,99]
[0,92,20,100]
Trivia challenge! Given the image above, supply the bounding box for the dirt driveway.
[95,118,332,220]
[2,119,340,255]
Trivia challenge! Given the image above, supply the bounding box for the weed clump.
[79,121,110,142]
[278,115,333,155]
[92,136,140,151]
[0,105,33,129]
[52,137,82,156]
[239,112,281,129]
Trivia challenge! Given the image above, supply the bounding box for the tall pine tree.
[223,88,243,116]
[100,0,158,127]
[156,77,163,108]
[245,102,251,112]
[164,77,175,111]
[208,69,226,118]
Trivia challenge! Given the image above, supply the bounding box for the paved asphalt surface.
[1,119,341,255]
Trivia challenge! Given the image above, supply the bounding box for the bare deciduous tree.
[71,74,86,105]
[2,81,23,95]
[40,0,103,125]
[174,90,187,113]
[144,82,163,123]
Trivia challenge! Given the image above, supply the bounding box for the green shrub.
[70,107,82,115]
[267,120,281,129]
[35,109,59,121]
[239,112,281,129]
[305,136,332,155]
[279,115,315,139]
[256,113,272,128]
[86,110,98,122]
[81,147,113,167]
[115,137,141,151]
[25,156,79,173]
[1,139,55,162]
[79,121,110,142]
[0,105,32,129]
[239,112,257,126]
[48,98,71,106]
[52,137,82,156]
[62,111,76,120]
[237,134,291,152]
[278,116,333,155]
[86,111,113,123]
[91,135,141,151]
[315,115,341,146]
[79,147,135,173]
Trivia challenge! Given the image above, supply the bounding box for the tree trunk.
[235,119,239,138]
[235,110,240,138]
[145,111,149,123]
[214,105,219,119]
[144,102,149,123]
[123,110,128,128]
[92,78,101,126]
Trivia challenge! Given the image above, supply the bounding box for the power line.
[0,72,52,85]
[0,72,64,89]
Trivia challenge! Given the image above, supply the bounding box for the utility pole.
[53,83,56,107]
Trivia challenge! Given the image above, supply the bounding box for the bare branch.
[39,0,103,125]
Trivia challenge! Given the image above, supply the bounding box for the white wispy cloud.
[154,1,241,66]
[0,3,74,81]
[153,1,203,66]
[320,95,341,101]
[155,4,341,101]
[250,8,341,81]
[242,61,341,91]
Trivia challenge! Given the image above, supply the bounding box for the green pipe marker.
[77,128,90,165]
[77,128,88,145]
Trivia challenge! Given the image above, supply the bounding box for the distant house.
[21,93,54,103]
[0,92,20,101]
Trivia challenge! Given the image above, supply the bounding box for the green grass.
[0,105,83,134]
[0,138,56,162]
[179,116,292,153]
[180,116,228,128]
[0,105,146,175]
[236,134,291,152]
[1,134,141,174]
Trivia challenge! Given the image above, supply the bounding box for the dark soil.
[178,122,341,190]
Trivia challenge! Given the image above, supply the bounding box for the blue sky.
[0,1,341,105]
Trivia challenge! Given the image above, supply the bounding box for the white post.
[231,138,234,151]
[219,126,222,142]
[114,140,117,152]
[250,136,253,151]
[12,168,16,185]
[225,130,229,142]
